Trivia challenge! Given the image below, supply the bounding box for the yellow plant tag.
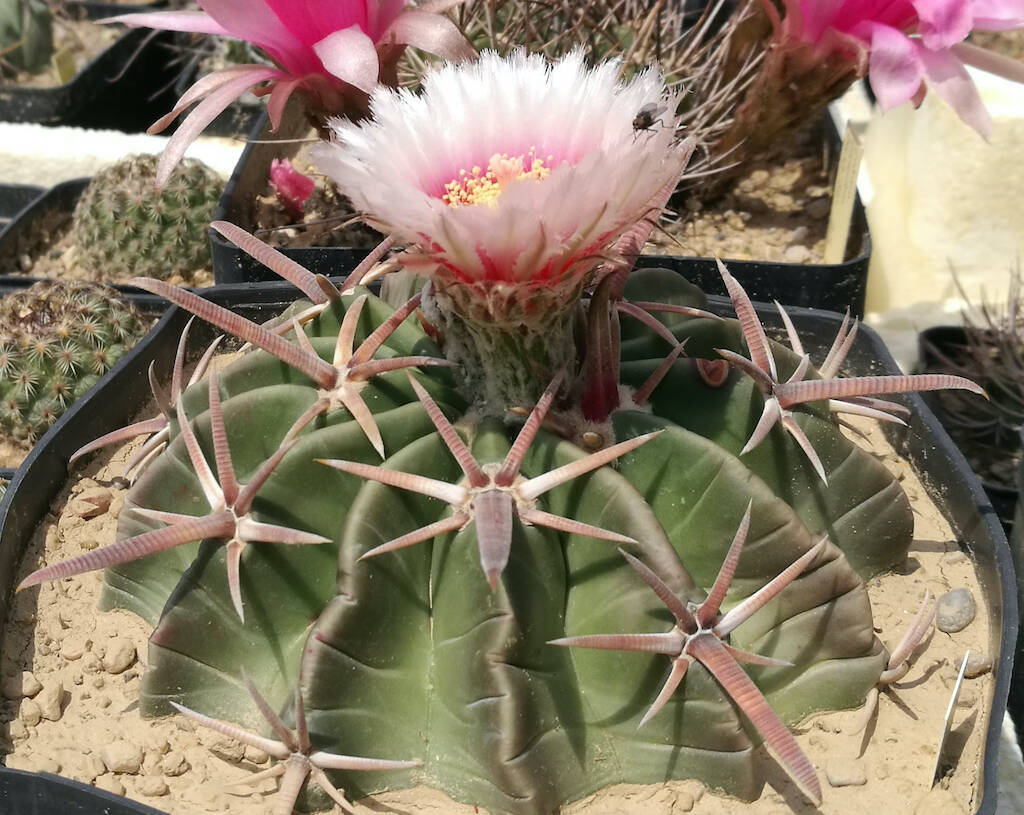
[52,47,75,84]
[823,123,864,265]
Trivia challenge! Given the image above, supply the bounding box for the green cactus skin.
[0,0,52,77]
[0,281,146,442]
[71,155,223,284]
[96,268,914,814]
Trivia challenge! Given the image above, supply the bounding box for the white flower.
[314,50,689,320]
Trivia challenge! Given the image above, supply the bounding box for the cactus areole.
[24,52,987,815]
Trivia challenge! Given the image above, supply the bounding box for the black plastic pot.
[0,184,44,230]
[0,2,178,130]
[0,178,211,294]
[210,115,872,314]
[1012,428,1024,732]
[917,325,1019,534]
[0,292,1012,813]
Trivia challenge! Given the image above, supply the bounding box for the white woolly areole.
[313,50,686,290]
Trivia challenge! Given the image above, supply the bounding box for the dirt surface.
[0,437,32,469]
[0,400,994,815]
[1,205,214,288]
[0,16,119,89]
[650,128,835,264]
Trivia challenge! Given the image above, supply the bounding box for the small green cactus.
[0,0,52,77]
[0,281,147,442]
[71,154,223,284]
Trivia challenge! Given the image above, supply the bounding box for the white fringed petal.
[314,51,687,289]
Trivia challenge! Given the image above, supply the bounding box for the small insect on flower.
[633,102,668,134]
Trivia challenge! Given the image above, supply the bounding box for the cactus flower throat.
[441,150,556,209]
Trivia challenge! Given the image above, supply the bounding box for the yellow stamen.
[442,149,554,208]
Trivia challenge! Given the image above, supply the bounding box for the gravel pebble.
[101,638,136,674]
[1,671,42,700]
[6,754,60,774]
[783,244,812,263]
[825,759,867,787]
[161,750,189,777]
[936,588,976,633]
[69,488,112,519]
[101,740,144,774]
[136,776,169,797]
[36,680,64,721]
[963,651,993,678]
[94,774,125,796]
[19,697,41,726]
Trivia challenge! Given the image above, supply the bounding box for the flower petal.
[384,9,476,63]
[918,44,992,137]
[912,0,972,48]
[970,0,1024,30]
[154,67,281,186]
[866,23,925,111]
[98,10,231,35]
[199,0,309,72]
[313,26,380,94]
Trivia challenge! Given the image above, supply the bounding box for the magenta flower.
[767,0,1024,136]
[103,0,474,184]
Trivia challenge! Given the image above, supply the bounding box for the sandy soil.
[0,413,994,815]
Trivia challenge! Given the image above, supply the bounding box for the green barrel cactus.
[0,281,147,441]
[20,52,983,814]
[71,154,223,284]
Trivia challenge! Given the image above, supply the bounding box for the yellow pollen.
[442,149,554,208]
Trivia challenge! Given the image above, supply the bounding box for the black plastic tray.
[0,178,211,295]
[209,115,872,315]
[0,290,1012,814]
[0,3,178,130]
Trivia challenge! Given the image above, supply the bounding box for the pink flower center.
[441,149,555,209]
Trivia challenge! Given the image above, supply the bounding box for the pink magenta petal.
[97,10,231,35]
[970,0,1024,29]
[384,9,476,62]
[867,23,925,110]
[264,0,365,47]
[199,0,310,72]
[157,67,282,186]
[918,44,992,137]
[148,65,273,134]
[312,27,380,94]
[266,76,304,131]
[912,0,972,48]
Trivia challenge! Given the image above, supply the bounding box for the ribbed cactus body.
[0,281,146,441]
[71,155,222,282]
[100,271,914,813]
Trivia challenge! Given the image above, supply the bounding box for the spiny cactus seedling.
[23,52,984,814]
[0,280,147,442]
[71,154,223,285]
[0,0,52,77]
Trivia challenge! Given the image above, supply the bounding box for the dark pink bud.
[269,158,315,220]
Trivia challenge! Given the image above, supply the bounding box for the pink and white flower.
[103,0,474,185]
[768,0,1024,136]
[314,50,691,326]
